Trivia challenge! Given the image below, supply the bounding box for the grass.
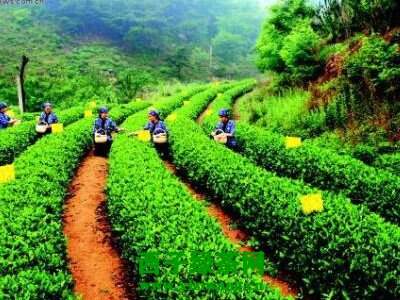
[238,87,326,138]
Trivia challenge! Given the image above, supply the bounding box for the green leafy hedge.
[167,87,400,299]
[0,101,149,299]
[374,152,400,177]
[0,105,88,166]
[107,86,287,299]
[201,87,400,224]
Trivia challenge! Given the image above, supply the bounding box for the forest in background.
[0,0,265,110]
[252,0,400,151]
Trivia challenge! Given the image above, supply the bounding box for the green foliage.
[256,0,315,71]
[107,86,285,299]
[316,0,400,40]
[374,152,400,176]
[0,102,149,298]
[279,19,322,82]
[319,41,347,62]
[238,87,326,138]
[116,70,154,103]
[256,0,321,84]
[0,105,85,165]
[344,36,400,105]
[202,84,400,224]
[168,85,400,299]
[33,0,264,79]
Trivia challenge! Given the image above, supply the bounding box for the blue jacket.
[39,112,58,125]
[0,112,11,129]
[215,120,237,147]
[144,120,168,135]
[93,117,118,141]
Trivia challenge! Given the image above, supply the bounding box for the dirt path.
[163,160,298,298]
[63,151,134,300]
[196,102,214,124]
[232,96,241,121]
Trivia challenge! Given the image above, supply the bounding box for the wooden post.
[16,55,29,113]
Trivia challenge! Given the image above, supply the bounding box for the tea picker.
[36,102,59,135]
[211,109,237,149]
[143,110,169,158]
[0,102,20,129]
[93,107,123,157]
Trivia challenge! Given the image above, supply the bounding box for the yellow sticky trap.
[84,110,93,118]
[205,109,213,117]
[300,193,323,215]
[285,137,302,149]
[89,101,97,108]
[0,164,15,183]
[217,93,223,97]
[136,98,143,102]
[183,101,190,106]
[51,123,64,133]
[6,110,15,118]
[166,113,177,122]
[137,130,151,142]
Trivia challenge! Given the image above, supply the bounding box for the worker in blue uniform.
[144,110,169,159]
[0,102,18,129]
[144,110,168,134]
[213,109,237,149]
[38,102,59,135]
[93,107,120,157]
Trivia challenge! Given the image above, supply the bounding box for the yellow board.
[183,101,190,106]
[135,98,143,102]
[166,113,177,122]
[51,123,64,133]
[217,93,223,97]
[205,109,213,116]
[0,164,15,183]
[89,101,97,108]
[300,193,324,215]
[136,130,151,142]
[84,110,93,118]
[6,110,15,118]
[285,136,302,149]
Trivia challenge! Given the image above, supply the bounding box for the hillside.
[1,1,400,300]
[0,1,265,111]
[249,0,400,151]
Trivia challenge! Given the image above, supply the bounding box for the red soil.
[163,161,298,298]
[63,151,134,300]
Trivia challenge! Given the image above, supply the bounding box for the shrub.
[167,86,400,299]
[279,19,323,83]
[107,86,287,299]
[0,102,149,298]
[201,83,400,224]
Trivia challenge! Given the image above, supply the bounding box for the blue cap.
[43,102,52,109]
[219,109,230,117]
[0,102,7,110]
[149,110,160,118]
[98,107,109,114]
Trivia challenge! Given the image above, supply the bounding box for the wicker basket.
[95,134,108,144]
[36,124,48,133]
[214,133,227,144]
[153,132,168,144]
